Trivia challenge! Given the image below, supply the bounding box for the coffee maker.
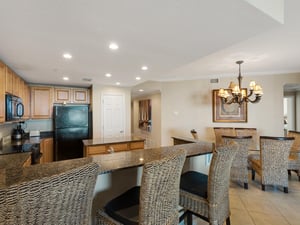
[12,122,25,140]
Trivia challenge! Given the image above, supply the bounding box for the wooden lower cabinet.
[40,138,54,163]
[23,156,32,167]
[0,61,5,123]
[84,141,145,156]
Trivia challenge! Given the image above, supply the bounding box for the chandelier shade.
[218,60,263,105]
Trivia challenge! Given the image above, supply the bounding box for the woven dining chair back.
[249,136,294,192]
[0,160,99,225]
[287,130,300,181]
[235,128,259,150]
[97,148,187,225]
[179,141,238,225]
[222,135,253,189]
[213,127,235,147]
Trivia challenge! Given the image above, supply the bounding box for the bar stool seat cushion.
[104,186,140,225]
[180,171,208,198]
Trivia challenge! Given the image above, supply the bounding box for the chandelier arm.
[247,95,262,103]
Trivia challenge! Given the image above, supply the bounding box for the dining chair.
[0,158,99,225]
[96,148,187,225]
[235,128,259,150]
[213,127,235,147]
[248,136,294,193]
[223,135,253,189]
[179,141,238,225]
[287,130,300,181]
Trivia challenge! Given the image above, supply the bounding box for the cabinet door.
[5,67,13,94]
[0,61,5,123]
[73,88,89,104]
[23,83,31,119]
[54,88,71,103]
[129,141,144,150]
[12,73,20,97]
[40,138,54,163]
[31,86,53,119]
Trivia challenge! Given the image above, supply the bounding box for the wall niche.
[139,99,151,132]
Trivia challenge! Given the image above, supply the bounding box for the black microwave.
[5,94,24,121]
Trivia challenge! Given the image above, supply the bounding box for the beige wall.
[91,85,131,139]
[160,73,300,146]
[132,92,161,148]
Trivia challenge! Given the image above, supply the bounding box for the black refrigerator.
[53,105,92,161]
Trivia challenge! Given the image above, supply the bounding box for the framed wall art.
[212,89,247,123]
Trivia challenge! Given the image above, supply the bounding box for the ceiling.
[0,0,299,93]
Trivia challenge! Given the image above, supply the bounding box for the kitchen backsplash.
[0,119,53,143]
[24,119,53,132]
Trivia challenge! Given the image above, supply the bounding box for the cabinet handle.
[107,146,114,153]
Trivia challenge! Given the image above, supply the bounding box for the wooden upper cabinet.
[0,61,5,123]
[31,86,53,119]
[54,87,90,104]
[5,67,13,94]
[22,83,31,119]
[54,88,71,103]
[73,88,89,103]
[12,73,20,97]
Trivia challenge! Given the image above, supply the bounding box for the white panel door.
[102,94,125,138]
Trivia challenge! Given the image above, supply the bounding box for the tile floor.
[186,172,300,225]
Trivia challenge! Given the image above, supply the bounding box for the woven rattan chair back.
[0,161,99,225]
[287,130,300,151]
[287,130,300,180]
[260,136,294,188]
[139,148,187,225]
[235,128,259,150]
[213,127,235,147]
[222,135,252,189]
[207,141,238,223]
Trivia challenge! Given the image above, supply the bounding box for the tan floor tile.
[249,212,290,225]
[230,208,255,225]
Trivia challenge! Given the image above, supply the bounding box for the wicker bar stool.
[248,136,294,193]
[223,135,253,189]
[179,141,238,225]
[96,148,187,225]
[0,159,99,225]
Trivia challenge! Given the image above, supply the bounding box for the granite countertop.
[0,141,214,188]
[92,141,214,173]
[82,136,145,146]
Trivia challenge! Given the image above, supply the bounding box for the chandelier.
[218,60,263,105]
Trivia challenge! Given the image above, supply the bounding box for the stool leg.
[262,184,265,191]
[251,169,255,180]
[187,212,193,225]
[226,217,231,225]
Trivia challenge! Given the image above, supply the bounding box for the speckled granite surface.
[0,140,214,188]
[92,142,214,173]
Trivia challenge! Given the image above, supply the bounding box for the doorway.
[102,94,125,138]
[283,83,300,134]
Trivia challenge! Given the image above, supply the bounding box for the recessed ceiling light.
[141,66,148,71]
[63,76,69,81]
[63,53,72,59]
[105,73,112,77]
[116,82,120,85]
[109,42,119,50]
[136,76,141,80]
[139,89,144,92]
